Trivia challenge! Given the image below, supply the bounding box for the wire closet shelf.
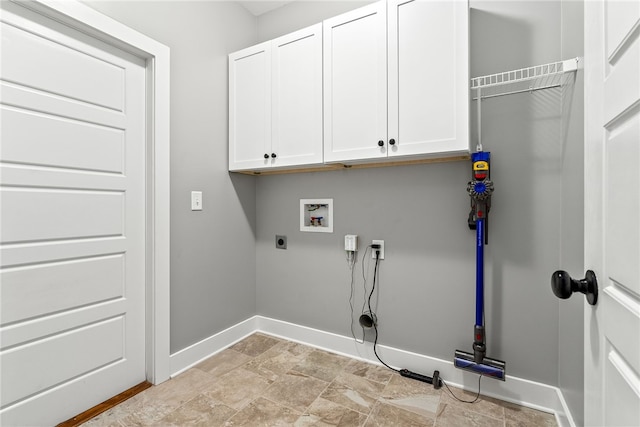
[471,57,580,100]
[470,57,580,152]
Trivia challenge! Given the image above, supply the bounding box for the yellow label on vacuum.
[473,161,489,171]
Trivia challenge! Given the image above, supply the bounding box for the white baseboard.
[169,315,575,426]
[554,386,577,427]
[169,316,258,376]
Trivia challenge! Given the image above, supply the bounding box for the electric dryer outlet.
[372,240,384,259]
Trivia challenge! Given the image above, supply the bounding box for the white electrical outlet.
[372,240,384,259]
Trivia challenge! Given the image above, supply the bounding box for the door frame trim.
[13,0,172,384]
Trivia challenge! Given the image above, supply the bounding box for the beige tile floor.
[83,333,558,426]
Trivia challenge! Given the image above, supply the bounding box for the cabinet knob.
[264,153,269,159]
[389,139,396,145]
[378,140,384,147]
[271,153,277,158]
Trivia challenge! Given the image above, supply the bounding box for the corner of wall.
[557,0,585,426]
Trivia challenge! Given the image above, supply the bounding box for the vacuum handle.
[475,218,484,327]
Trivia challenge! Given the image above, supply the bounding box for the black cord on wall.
[369,249,399,373]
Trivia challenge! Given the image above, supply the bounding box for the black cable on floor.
[441,374,483,403]
[365,249,484,404]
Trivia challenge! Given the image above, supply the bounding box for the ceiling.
[237,1,294,16]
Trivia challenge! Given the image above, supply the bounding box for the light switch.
[191,191,203,211]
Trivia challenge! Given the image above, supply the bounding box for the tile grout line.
[197,341,268,425]
[227,340,336,423]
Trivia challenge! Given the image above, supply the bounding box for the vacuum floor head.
[454,350,506,381]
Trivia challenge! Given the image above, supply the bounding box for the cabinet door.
[229,42,271,171]
[272,24,323,168]
[388,0,469,157]
[323,2,387,163]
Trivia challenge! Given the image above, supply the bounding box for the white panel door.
[388,0,469,158]
[584,1,640,426]
[0,2,146,425]
[323,1,387,163]
[272,23,323,168]
[229,42,272,171]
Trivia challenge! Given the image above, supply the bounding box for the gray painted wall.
[82,1,586,406]
[255,1,566,386]
[84,1,259,354]
[559,0,585,424]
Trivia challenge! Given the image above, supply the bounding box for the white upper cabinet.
[388,0,469,157]
[272,24,323,169]
[229,41,271,171]
[229,0,469,172]
[323,2,388,163]
[229,24,323,172]
[324,0,469,163]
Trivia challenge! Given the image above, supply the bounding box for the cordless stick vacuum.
[454,151,506,380]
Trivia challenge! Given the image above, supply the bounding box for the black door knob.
[551,270,598,305]
[271,153,277,158]
[389,139,396,145]
[264,153,269,159]
[378,140,384,147]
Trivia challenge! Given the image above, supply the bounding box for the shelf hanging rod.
[471,58,579,90]
[472,83,562,101]
[477,87,482,152]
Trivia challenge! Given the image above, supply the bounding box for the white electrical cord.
[347,250,364,344]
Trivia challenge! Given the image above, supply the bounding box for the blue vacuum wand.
[454,152,506,381]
